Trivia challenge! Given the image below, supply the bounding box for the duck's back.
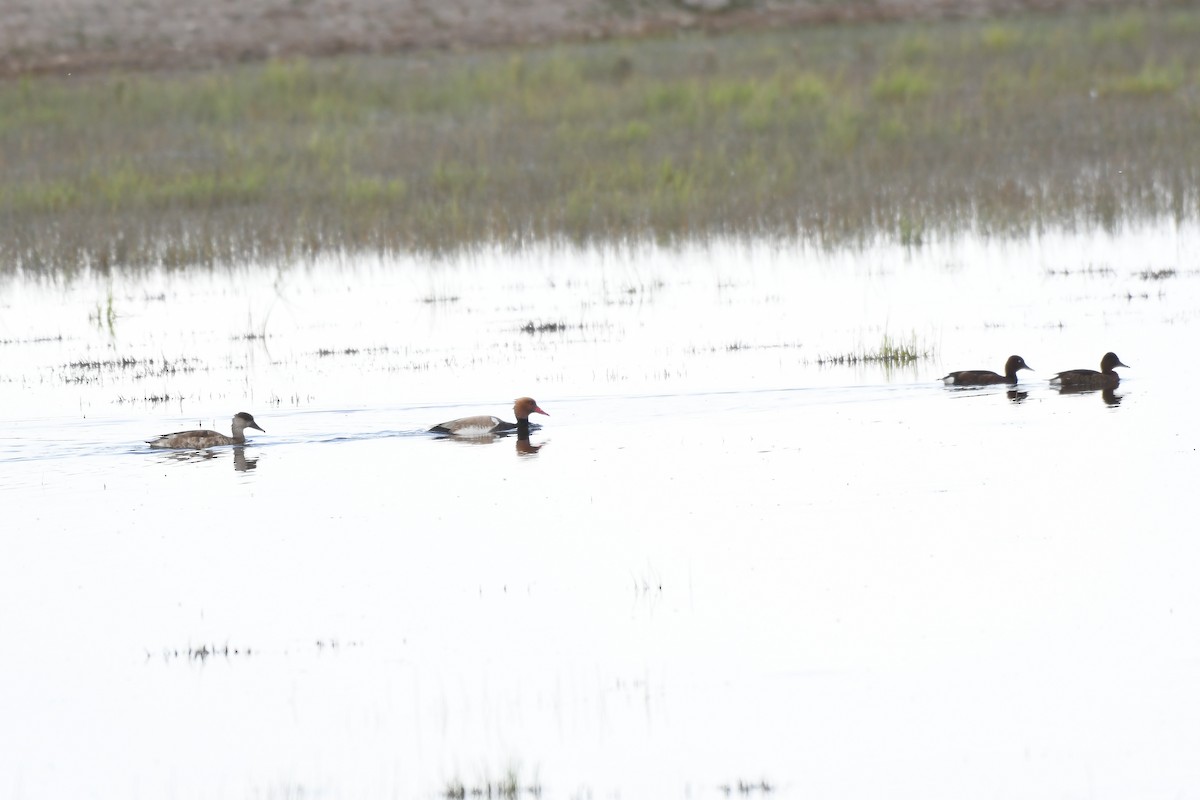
[429,415,508,435]
[147,429,235,449]
[942,370,1008,386]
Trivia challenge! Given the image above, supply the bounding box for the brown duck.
[1049,352,1129,390]
[147,412,266,449]
[942,355,1032,386]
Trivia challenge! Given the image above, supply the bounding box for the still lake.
[2,221,1199,799]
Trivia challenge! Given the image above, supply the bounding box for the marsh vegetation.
[815,332,933,367]
[443,766,542,800]
[2,6,1198,274]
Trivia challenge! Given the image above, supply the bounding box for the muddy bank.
[1,0,1139,78]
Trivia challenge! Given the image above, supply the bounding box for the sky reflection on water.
[2,223,1199,799]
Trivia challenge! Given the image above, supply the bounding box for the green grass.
[2,6,1199,273]
[1104,61,1185,95]
[817,332,934,367]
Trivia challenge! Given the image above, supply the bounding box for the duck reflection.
[515,432,544,456]
[1006,389,1028,403]
[158,449,216,465]
[154,445,260,470]
[232,446,259,471]
[1054,384,1123,407]
[431,428,546,456]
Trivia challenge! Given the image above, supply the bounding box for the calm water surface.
[2,224,1199,799]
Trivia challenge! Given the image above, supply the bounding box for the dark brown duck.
[942,355,1032,386]
[1049,352,1129,390]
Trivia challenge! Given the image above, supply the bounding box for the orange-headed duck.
[942,355,1032,386]
[429,397,548,437]
[147,412,266,449]
[1049,352,1128,390]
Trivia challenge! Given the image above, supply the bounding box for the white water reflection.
[2,223,1199,799]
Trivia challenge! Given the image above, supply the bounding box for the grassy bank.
[2,5,1198,273]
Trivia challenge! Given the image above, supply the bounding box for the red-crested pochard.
[147,412,266,449]
[429,397,548,436]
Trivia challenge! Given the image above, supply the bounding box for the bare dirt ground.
[0,0,1139,78]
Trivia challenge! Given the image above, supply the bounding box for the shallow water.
[3,224,1200,799]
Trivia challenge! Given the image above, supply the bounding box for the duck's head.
[513,397,549,421]
[1100,352,1129,372]
[233,411,266,432]
[1005,355,1033,374]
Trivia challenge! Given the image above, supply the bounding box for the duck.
[147,412,266,449]
[1049,352,1128,390]
[942,355,1032,386]
[429,397,548,437]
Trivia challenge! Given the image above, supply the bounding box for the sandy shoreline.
[1,0,1130,78]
